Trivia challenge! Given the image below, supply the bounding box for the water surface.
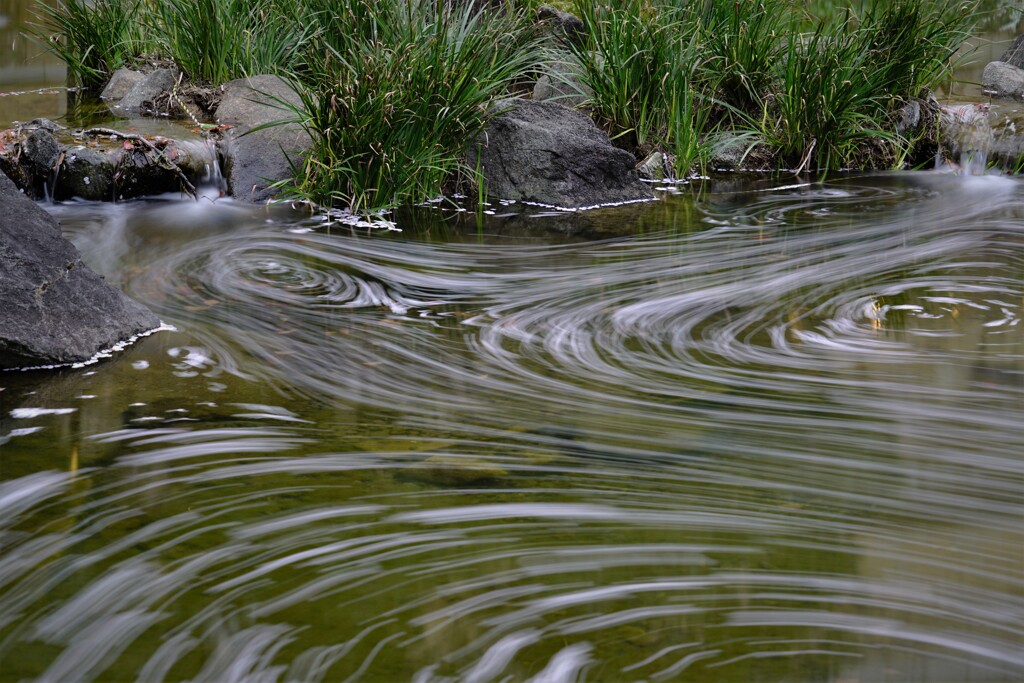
[1,172,1022,682]
[1,2,1023,681]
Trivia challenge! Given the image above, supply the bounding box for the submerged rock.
[982,61,1024,101]
[469,99,653,209]
[215,75,312,203]
[0,172,161,369]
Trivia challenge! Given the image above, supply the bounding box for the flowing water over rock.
[1,172,1022,682]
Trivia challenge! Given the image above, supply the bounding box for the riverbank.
[20,0,981,212]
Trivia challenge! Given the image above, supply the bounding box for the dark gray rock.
[215,75,311,203]
[469,99,653,209]
[998,34,1024,70]
[0,172,161,369]
[101,68,144,101]
[115,68,180,115]
[21,128,61,197]
[537,6,586,47]
[982,61,1024,101]
[58,147,118,200]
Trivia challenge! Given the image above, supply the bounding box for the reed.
[282,0,544,213]
[152,0,311,84]
[572,0,976,174]
[28,0,148,88]
[760,0,975,171]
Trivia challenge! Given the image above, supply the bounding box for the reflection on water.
[1,173,1022,682]
[0,0,67,127]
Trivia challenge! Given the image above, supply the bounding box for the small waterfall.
[199,137,226,197]
[173,137,227,201]
[41,149,64,204]
[938,103,993,175]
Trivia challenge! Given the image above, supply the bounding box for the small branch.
[81,127,198,199]
[794,138,817,176]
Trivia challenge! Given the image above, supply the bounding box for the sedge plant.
[280,0,545,213]
[28,0,150,88]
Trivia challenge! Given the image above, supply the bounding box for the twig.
[794,138,816,176]
[81,127,198,199]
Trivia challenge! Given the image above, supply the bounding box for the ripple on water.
[0,173,1021,681]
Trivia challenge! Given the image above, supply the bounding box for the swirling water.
[1,172,1023,683]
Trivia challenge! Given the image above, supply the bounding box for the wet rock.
[469,99,653,209]
[636,151,668,180]
[101,68,144,101]
[215,75,311,203]
[58,147,117,200]
[537,6,586,47]
[997,34,1024,70]
[981,61,1024,101]
[0,121,218,201]
[710,136,751,171]
[21,127,61,194]
[115,67,180,115]
[0,172,161,369]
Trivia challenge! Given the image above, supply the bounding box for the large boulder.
[982,61,1024,101]
[0,172,161,369]
[469,99,653,209]
[215,75,312,203]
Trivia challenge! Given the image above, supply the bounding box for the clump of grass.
[759,0,976,170]
[568,0,721,175]
[689,0,787,119]
[572,0,976,174]
[153,0,311,84]
[27,0,150,88]
[285,0,544,213]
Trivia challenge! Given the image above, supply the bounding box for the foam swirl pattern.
[1,173,1021,682]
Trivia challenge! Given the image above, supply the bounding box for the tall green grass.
[28,0,150,88]
[568,0,722,175]
[759,0,975,170]
[284,0,545,212]
[572,0,976,174]
[28,0,978,204]
[152,0,312,84]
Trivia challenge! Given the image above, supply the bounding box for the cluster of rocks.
[966,38,1024,170]
[0,6,641,369]
[0,72,315,369]
[0,70,310,204]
